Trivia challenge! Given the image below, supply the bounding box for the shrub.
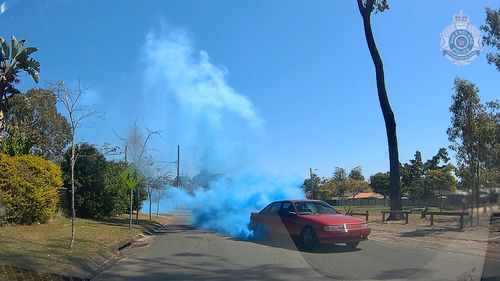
[0,153,62,224]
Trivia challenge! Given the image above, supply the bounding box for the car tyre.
[301,227,317,250]
[346,241,359,250]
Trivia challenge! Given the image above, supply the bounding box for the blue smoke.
[148,171,304,238]
[139,27,306,238]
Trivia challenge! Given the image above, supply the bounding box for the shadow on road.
[399,227,463,237]
[231,236,362,254]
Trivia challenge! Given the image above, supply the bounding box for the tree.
[481,8,500,72]
[0,125,31,156]
[447,78,483,226]
[401,149,456,203]
[145,164,171,220]
[5,88,71,161]
[357,0,402,219]
[425,165,457,211]
[61,143,106,218]
[102,161,130,217]
[52,81,102,249]
[0,36,39,133]
[125,121,160,223]
[348,166,365,181]
[400,151,425,200]
[318,167,370,213]
[303,171,321,199]
[370,172,390,201]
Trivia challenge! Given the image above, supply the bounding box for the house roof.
[353,192,377,199]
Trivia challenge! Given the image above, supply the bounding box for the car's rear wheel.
[301,227,317,250]
[346,241,359,250]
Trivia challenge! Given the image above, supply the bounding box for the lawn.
[0,213,173,278]
[337,205,443,222]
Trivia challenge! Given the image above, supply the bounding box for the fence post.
[460,214,464,229]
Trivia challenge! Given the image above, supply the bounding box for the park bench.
[381,210,411,224]
[410,207,428,218]
[427,211,469,229]
[346,210,369,222]
[490,211,500,232]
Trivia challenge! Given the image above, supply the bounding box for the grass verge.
[0,213,173,278]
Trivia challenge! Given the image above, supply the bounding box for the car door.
[258,202,282,238]
[278,202,301,238]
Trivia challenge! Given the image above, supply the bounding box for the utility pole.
[309,168,316,199]
[176,145,180,187]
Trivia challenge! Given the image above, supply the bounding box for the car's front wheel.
[300,227,317,250]
[346,241,359,250]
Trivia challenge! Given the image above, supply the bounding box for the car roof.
[273,199,325,204]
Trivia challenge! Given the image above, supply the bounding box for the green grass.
[0,213,173,277]
[337,205,443,222]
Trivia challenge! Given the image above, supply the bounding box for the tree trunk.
[156,190,160,217]
[135,186,139,223]
[149,188,152,221]
[358,0,403,219]
[69,141,76,249]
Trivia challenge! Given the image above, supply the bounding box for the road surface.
[96,214,499,280]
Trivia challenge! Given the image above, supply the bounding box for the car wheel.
[346,241,359,250]
[301,227,317,250]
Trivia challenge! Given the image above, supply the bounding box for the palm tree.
[0,35,40,133]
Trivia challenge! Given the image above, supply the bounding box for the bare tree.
[51,81,103,249]
[125,120,161,223]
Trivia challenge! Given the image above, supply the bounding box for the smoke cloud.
[140,28,305,238]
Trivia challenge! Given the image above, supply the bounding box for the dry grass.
[0,213,173,277]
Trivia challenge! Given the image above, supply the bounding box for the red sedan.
[249,200,370,250]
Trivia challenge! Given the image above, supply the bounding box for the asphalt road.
[96,215,499,281]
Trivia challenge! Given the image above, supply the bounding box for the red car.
[249,199,370,250]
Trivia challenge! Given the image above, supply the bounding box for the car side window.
[278,202,294,216]
[261,202,281,215]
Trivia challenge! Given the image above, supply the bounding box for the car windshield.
[294,202,340,215]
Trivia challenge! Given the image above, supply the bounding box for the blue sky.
[1,0,499,180]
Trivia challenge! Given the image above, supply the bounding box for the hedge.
[0,153,62,224]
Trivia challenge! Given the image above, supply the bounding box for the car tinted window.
[278,202,294,216]
[260,202,281,215]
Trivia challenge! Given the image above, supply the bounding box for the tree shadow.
[399,227,463,237]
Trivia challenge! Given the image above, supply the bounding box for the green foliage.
[317,167,371,200]
[0,153,62,224]
[369,172,390,196]
[5,88,71,162]
[61,143,148,218]
[0,36,39,132]
[61,143,106,218]
[0,126,32,156]
[481,7,500,72]
[302,172,321,199]
[447,79,499,191]
[102,161,130,217]
[348,166,365,181]
[400,149,456,200]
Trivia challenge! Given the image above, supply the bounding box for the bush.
[0,153,62,224]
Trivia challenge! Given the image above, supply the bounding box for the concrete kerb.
[84,216,176,280]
